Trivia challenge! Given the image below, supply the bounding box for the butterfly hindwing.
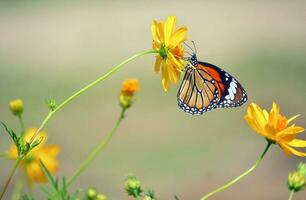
[198,61,248,108]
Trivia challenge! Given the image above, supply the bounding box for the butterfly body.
[177,54,247,115]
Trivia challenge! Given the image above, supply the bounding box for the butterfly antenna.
[183,41,195,55]
[191,40,197,54]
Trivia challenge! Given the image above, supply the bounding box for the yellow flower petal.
[167,52,183,69]
[154,56,162,73]
[26,162,47,183]
[245,103,268,135]
[151,20,164,46]
[287,139,306,148]
[280,144,306,157]
[244,115,266,136]
[268,102,280,127]
[161,63,170,91]
[287,114,301,124]
[169,27,187,48]
[164,16,176,46]
[277,125,305,138]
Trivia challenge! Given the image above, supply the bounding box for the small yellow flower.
[7,128,60,183]
[119,79,140,109]
[245,102,306,157]
[121,79,140,96]
[152,16,187,91]
[9,99,24,116]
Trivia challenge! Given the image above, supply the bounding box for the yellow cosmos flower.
[151,16,187,91]
[245,102,306,157]
[7,128,60,183]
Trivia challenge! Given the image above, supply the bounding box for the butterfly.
[177,44,247,115]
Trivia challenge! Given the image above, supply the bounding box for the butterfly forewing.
[177,61,247,115]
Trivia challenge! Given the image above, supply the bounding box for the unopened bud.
[47,99,57,111]
[87,188,97,200]
[124,175,142,197]
[288,171,305,192]
[95,193,107,200]
[9,99,24,116]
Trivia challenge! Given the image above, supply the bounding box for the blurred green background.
[0,0,306,199]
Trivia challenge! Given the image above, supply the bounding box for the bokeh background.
[0,0,306,199]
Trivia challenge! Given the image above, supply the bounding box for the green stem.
[0,157,22,200]
[67,108,126,186]
[200,142,272,200]
[11,179,23,200]
[28,49,156,144]
[18,115,25,136]
[288,190,295,200]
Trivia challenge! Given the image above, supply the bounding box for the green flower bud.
[143,196,154,200]
[9,99,24,116]
[47,99,57,111]
[119,93,133,109]
[95,193,107,200]
[124,175,142,197]
[143,189,156,200]
[87,188,97,200]
[288,171,305,192]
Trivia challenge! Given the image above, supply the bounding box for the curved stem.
[200,142,272,200]
[28,49,156,144]
[67,108,126,186]
[288,190,295,200]
[0,157,22,200]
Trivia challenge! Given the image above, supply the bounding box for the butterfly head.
[187,53,198,67]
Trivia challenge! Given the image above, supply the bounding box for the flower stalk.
[200,142,272,200]
[288,190,295,200]
[67,108,126,186]
[0,157,22,200]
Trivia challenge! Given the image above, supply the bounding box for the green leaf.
[30,137,43,150]
[174,195,180,200]
[61,176,67,200]
[39,160,58,192]
[0,122,19,144]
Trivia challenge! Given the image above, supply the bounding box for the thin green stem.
[200,142,272,200]
[18,115,25,136]
[288,190,295,200]
[0,157,22,200]
[28,49,156,144]
[11,180,23,200]
[67,108,126,186]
